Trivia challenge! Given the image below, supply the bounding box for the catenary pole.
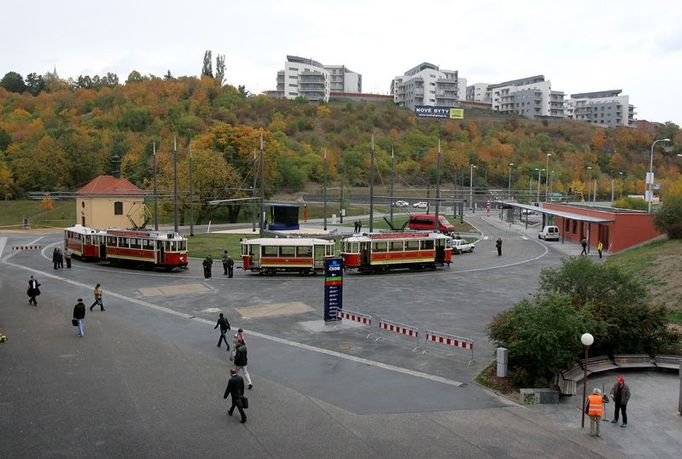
[259,134,264,237]
[173,136,178,233]
[189,145,194,236]
[369,134,375,233]
[323,149,327,231]
[153,142,158,231]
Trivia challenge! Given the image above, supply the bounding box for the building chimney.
[112,155,121,179]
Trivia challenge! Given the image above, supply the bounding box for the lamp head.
[581,333,594,346]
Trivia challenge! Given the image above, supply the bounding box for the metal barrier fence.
[424,329,475,365]
[377,318,420,351]
[336,309,374,338]
[12,245,42,251]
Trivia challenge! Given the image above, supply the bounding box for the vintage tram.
[340,231,452,272]
[240,237,335,275]
[64,224,188,270]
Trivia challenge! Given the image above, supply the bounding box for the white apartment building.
[458,77,467,102]
[391,62,460,110]
[466,83,491,103]
[489,75,564,119]
[275,56,361,102]
[565,90,634,127]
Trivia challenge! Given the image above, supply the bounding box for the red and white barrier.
[379,319,418,337]
[337,309,372,326]
[12,245,41,251]
[425,329,475,364]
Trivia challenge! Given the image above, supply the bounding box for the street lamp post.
[648,138,672,213]
[549,170,554,199]
[536,168,544,204]
[508,163,514,200]
[586,166,592,202]
[619,172,623,199]
[580,332,594,429]
[469,164,477,212]
[545,153,552,201]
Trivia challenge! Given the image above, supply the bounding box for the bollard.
[497,347,508,377]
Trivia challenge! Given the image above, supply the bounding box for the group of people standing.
[52,246,72,269]
[215,313,253,423]
[202,251,234,279]
[584,376,631,437]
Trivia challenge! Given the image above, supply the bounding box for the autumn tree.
[25,73,46,96]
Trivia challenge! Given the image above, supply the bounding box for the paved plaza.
[1,215,679,457]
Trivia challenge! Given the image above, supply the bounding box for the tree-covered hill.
[1,71,681,222]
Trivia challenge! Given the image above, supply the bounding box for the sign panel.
[414,106,464,119]
[323,258,343,321]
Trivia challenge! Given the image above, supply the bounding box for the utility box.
[496,347,508,378]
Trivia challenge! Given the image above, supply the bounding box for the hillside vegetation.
[1,73,682,223]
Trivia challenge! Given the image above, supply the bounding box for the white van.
[539,225,560,241]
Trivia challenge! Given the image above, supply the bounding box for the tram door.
[98,236,106,260]
[361,242,370,266]
[158,241,165,265]
[435,239,445,263]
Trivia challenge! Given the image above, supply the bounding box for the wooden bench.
[614,354,656,369]
[655,354,682,370]
[581,355,619,374]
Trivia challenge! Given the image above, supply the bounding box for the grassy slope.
[0,200,75,228]
[605,238,682,324]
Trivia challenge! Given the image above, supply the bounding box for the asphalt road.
[0,219,632,457]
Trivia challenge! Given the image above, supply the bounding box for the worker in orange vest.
[585,387,605,437]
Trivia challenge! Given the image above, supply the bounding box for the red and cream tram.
[340,231,452,272]
[64,224,188,270]
[240,237,335,275]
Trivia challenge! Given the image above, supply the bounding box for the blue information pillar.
[323,258,343,321]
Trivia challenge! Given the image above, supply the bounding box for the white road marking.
[2,257,465,388]
[521,236,528,240]
[0,237,6,258]
[483,236,489,240]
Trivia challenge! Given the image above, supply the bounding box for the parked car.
[452,239,475,254]
[407,214,455,233]
[392,200,409,208]
[538,225,560,241]
[412,201,428,209]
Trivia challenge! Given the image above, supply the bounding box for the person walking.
[27,275,40,306]
[203,255,213,279]
[52,247,59,269]
[73,298,86,337]
[585,388,605,437]
[597,241,604,259]
[64,247,72,268]
[610,376,630,427]
[214,313,231,351]
[234,338,253,390]
[90,283,105,311]
[223,368,247,423]
[580,237,588,255]
[230,328,245,362]
[222,250,234,278]
[495,237,502,256]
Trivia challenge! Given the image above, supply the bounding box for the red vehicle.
[340,231,452,273]
[240,237,335,275]
[64,225,188,270]
[407,214,455,233]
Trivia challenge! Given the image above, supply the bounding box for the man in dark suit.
[224,368,246,423]
[28,276,40,306]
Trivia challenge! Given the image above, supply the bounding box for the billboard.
[414,106,464,119]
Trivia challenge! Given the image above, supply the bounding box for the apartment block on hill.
[391,63,461,110]
[564,90,635,127]
[488,75,565,119]
[275,56,361,102]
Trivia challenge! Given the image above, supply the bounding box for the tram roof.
[342,231,451,242]
[240,237,334,246]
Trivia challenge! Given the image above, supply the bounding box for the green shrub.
[613,196,648,210]
[653,195,682,239]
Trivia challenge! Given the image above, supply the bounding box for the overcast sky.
[2,0,681,124]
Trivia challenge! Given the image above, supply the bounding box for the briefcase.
[241,396,249,409]
[72,319,78,326]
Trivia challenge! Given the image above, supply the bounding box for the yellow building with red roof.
[76,175,147,230]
